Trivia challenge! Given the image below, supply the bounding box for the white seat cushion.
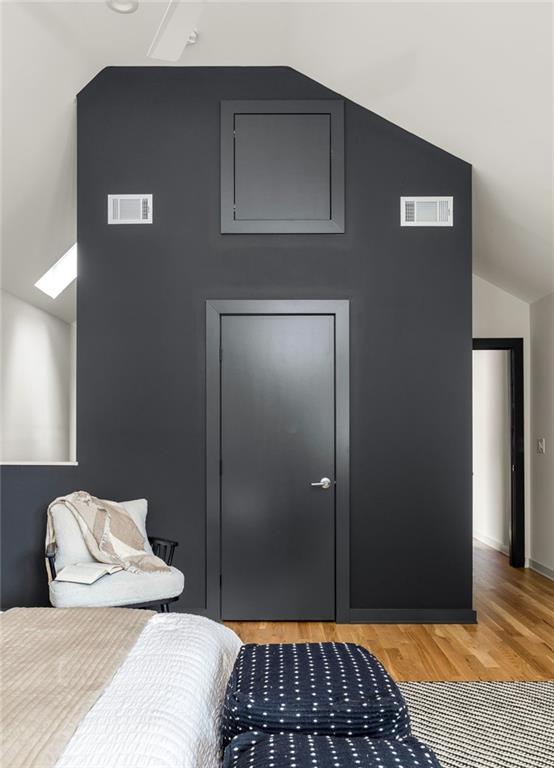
[49,566,184,608]
[51,498,154,571]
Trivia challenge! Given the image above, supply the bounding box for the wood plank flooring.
[225,541,554,681]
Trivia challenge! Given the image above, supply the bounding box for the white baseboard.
[528,559,554,581]
[474,531,509,556]
[475,534,553,581]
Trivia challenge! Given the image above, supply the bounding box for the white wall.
[69,321,77,462]
[530,292,554,578]
[472,275,531,559]
[1,290,73,462]
[473,350,511,554]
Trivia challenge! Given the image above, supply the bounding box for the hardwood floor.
[225,540,554,681]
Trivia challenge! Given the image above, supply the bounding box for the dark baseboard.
[199,607,478,625]
[346,608,477,624]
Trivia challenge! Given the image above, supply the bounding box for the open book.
[55,562,124,585]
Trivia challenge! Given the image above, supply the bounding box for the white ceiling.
[2,1,552,323]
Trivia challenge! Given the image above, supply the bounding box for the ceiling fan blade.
[147,1,204,62]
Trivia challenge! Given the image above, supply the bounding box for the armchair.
[46,498,184,613]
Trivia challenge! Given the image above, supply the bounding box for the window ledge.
[0,461,79,466]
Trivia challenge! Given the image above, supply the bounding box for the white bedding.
[56,613,241,768]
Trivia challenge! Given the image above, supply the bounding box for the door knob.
[310,477,332,489]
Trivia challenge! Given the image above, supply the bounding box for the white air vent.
[108,194,153,224]
[400,196,453,227]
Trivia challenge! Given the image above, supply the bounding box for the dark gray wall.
[1,67,473,619]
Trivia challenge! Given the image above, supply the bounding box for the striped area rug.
[399,681,554,768]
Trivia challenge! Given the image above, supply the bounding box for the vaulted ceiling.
[2,1,552,323]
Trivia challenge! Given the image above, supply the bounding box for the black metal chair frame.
[46,536,180,613]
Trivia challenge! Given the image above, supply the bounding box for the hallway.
[226,540,554,681]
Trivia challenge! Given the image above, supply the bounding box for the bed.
[1,607,242,768]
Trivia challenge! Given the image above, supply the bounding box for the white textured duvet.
[56,613,242,768]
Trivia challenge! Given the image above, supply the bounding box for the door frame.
[206,300,350,621]
[472,338,525,567]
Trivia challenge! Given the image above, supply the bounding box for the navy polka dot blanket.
[223,732,442,768]
[222,643,411,746]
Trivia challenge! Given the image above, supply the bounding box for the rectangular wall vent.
[400,196,453,227]
[108,194,153,224]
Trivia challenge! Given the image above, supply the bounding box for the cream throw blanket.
[46,491,169,575]
[0,607,153,768]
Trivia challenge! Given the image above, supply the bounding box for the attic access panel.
[221,100,344,233]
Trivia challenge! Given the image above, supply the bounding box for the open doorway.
[472,338,524,567]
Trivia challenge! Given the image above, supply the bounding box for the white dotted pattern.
[223,732,442,768]
[222,643,410,745]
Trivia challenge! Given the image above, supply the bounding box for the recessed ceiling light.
[106,0,139,14]
[35,244,77,299]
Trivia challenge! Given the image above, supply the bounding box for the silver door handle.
[310,477,332,489]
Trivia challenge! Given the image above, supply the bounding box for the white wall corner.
[472,274,532,561]
[530,291,554,577]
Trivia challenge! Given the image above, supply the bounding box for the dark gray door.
[221,314,335,620]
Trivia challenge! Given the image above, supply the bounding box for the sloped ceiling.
[2,1,552,323]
